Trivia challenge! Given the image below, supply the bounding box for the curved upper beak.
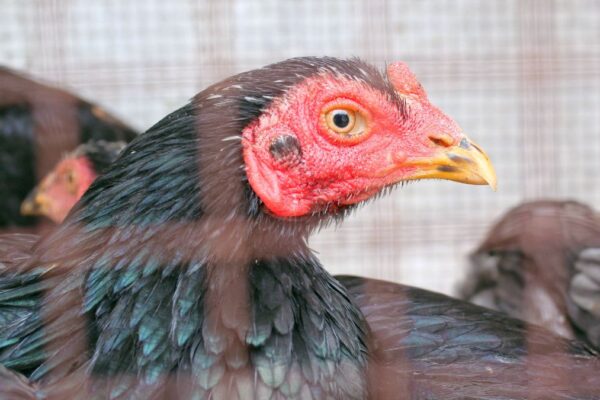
[404,136,497,190]
[20,188,50,217]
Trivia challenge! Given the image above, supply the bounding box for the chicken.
[459,200,600,350]
[0,67,137,232]
[0,57,598,399]
[20,140,126,223]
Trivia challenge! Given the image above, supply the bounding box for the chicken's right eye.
[331,110,353,130]
[324,107,368,140]
[326,109,355,134]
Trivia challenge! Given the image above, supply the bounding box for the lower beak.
[403,137,497,190]
[20,189,50,216]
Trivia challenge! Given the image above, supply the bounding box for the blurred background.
[1,0,599,296]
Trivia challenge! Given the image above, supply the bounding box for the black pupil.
[333,111,350,128]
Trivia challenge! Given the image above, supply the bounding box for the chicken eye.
[66,170,75,184]
[64,170,77,194]
[326,109,355,134]
[332,110,351,129]
[323,106,369,140]
[320,101,372,144]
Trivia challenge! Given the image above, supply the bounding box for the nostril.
[428,133,454,148]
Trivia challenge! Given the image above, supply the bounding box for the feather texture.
[0,60,599,400]
[460,200,600,350]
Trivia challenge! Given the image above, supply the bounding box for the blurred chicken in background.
[20,140,126,224]
[0,67,138,232]
[459,200,600,350]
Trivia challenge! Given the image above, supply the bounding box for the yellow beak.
[20,188,51,216]
[404,137,497,190]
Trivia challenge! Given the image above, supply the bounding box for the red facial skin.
[31,156,97,223]
[242,62,465,217]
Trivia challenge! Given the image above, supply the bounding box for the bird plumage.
[0,67,138,231]
[459,200,600,351]
[2,58,379,399]
[0,58,596,399]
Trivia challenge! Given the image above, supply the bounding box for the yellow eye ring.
[320,100,372,144]
[324,107,368,138]
[326,109,356,134]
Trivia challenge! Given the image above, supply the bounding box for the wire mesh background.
[1,0,599,296]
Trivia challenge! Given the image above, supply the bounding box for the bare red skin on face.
[38,156,97,223]
[243,62,464,217]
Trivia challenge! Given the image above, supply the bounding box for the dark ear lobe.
[269,135,302,167]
